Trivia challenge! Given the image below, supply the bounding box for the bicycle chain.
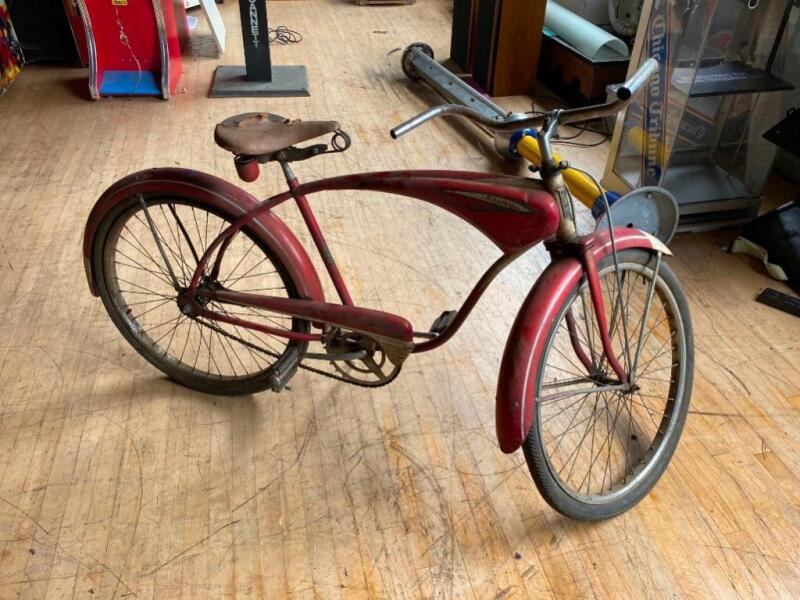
[297,357,398,389]
[195,316,396,389]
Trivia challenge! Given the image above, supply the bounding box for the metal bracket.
[403,45,510,123]
[402,43,522,158]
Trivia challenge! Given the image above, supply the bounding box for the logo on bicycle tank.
[456,192,533,213]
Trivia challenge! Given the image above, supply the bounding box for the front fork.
[580,248,629,383]
[551,238,630,385]
[541,155,629,384]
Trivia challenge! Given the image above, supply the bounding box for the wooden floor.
[2,1,800,598]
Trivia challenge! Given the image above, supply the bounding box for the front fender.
[495,228,670,453]
[83,168,325,302]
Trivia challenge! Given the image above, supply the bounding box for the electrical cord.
[557,118,610,147]
[527,99,612,147]
[556,133,610,148]
[269,26,303,45]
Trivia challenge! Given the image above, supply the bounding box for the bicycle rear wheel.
[523,249,693,520]
[92,194,309,395]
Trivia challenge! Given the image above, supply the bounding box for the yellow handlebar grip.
[516,135,601,209]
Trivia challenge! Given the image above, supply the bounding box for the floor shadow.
[60,76,94,101]
[183,33,221,60]
[79,372,259,415]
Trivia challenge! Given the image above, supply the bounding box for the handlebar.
[611,57,660,101]
[391,58,659,139]
[390,105,545,139]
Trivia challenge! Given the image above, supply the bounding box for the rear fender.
[495,228,670,453]
[83,168,325,302]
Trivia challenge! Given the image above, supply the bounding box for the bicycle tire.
[523,249,694,520]
[92,193,310,395]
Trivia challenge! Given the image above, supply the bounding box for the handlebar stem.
[537,111,562,168]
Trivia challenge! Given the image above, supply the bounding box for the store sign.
[238,0,271,81]
[248,0,260,47]
[628,97,718,153]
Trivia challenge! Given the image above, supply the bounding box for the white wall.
[554,0,610,26]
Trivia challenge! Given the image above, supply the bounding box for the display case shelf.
[661,161,755,212]
[614,156,756,208]
[672,61,794,98]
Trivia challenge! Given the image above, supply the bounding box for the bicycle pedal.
[268,347,301,392]
[429,310,457,336]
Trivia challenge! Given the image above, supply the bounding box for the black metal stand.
[209,0,309,98]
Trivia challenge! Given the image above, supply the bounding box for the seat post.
[279,161,297,188]
[280,162,354,306]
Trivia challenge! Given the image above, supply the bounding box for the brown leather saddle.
[214,113,341,156]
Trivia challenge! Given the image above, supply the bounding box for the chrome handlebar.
[390,59,659,139]
[390,105,544,139]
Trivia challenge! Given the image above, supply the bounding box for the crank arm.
[303,350,368,362]
[360,355,388,379]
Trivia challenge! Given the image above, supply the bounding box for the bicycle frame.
[83,73,670,454]
[181,166,562,354]
[82,154,670,455]
[174,142,641,390]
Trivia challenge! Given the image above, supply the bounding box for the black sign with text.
[237,0,272,81]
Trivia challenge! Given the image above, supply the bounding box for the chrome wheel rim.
[536,261,687,504]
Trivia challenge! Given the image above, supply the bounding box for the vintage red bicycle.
[83,60,693,520]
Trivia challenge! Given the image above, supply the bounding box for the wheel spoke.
[131,298,174,321]
[557,396,601,479]
[220,242,256,284]
[115,251,174,288]
[120,227,173,282]
[133,205,181,288]
[223,269,279,285]
[167,203,201,263]
[102,198,300,382]
[154,315,185,350]
[541,392,592,424]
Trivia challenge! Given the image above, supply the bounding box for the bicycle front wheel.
[92,194,309,395]
[523,249,694,520]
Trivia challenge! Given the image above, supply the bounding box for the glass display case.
[603,0,799,230]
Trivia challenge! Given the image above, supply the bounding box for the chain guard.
[322,330,403,387]
[190,315,402,389]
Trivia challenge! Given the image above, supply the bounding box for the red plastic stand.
[63,0,89,66]
[76,0,188,99]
